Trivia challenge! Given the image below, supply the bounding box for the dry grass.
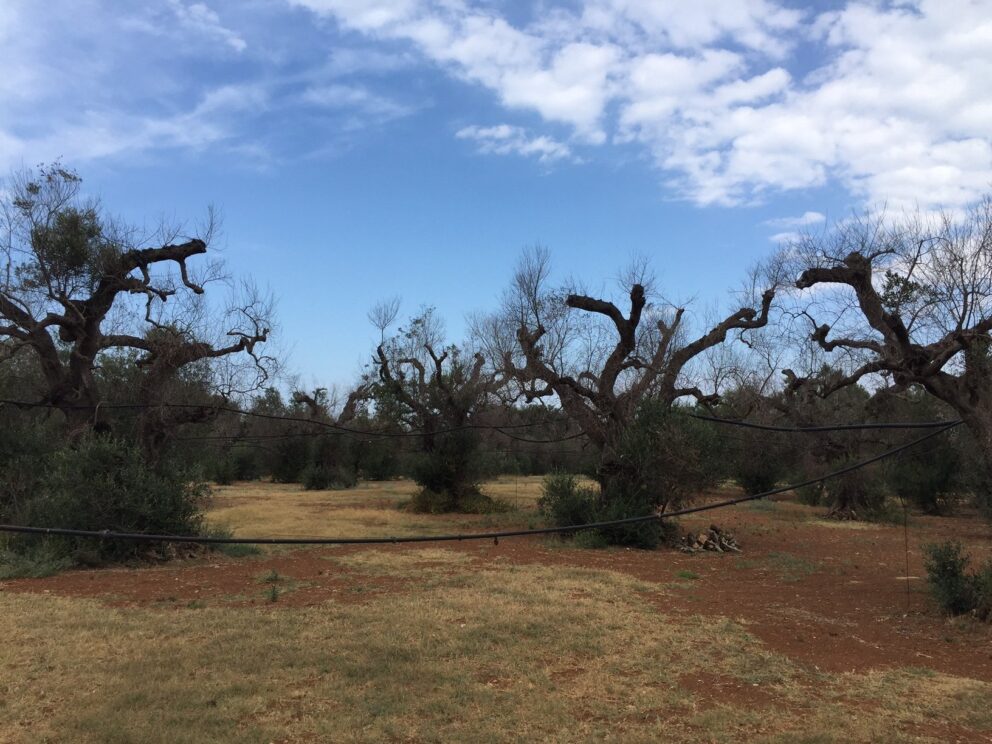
[207,479,508,540]
[2,552,990,743]
[2,480,990,742]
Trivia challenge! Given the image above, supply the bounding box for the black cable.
[689,413,961,432]
[0,422,959,546]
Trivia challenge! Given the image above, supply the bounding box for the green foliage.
[270,436,309,483]
[408,430,487,512]
[208,445,262,485]
[8,437,209,565]
[405,487,510,515]
[923,541,979,617]
[0,541,73,579]
[0,415,60,522]
[301,462,357,491]
[595,487,677,549]
[538,472,599,529]
[571,530,609,549]
[974,560,992,622]
[826,466,888,519]
[538,471,677,550]
[731,434,786,495]
[796,484,824,507]
[353,438,401,481]
[538,404,716,549]
[199,525,263,558]
[608,402,720,514]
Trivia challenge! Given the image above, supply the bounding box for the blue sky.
[2,0,990,389]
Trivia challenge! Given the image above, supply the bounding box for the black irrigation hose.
[689,414,962,432]
[0,421,960,546]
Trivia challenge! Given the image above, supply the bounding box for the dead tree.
[372,306,502,510]
[786,200,992,509]
[496,248,775,497]
[0,164,273,445]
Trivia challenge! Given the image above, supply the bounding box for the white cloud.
[456,124,572,163]
[302,83,412,120]
[169,0,247,52]
[292,0,992,210]
[765,211,826,229]
[0,82,269,172]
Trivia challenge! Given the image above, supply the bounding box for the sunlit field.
[2,477,991,743]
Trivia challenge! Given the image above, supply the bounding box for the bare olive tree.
[0,165,274,448]
[372,305,505,511]
[486,247,776,498]
[784,199,992,508]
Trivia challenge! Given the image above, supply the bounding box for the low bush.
[922,540,992,621]
[538,471,677,550]
[538,472,598,530]
[301,463,358,491]
[405,487,510,515]
[888,438,961,515]
[7,436,209,565]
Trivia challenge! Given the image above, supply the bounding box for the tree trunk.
[962,411,992,515]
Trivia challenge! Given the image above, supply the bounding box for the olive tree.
[785,199,992,511]
[482,247,776,510]
[0,165,273,453]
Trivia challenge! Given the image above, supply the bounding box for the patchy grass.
[0,542,73,579]
[736,552,821,583]
[206,478,548,543]
[2,554,990,743]
[3,480,990,741]
[326,548,474,576]
[809,519,883,531]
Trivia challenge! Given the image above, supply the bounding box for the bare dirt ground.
[5,491,991,684]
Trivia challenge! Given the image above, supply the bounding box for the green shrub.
[975,560,992,622]
[571,530,609,549]
[731,433,786,495]
[595,488,672,550]
[270,436,309,483]
[538,471,676,550]
[405,487,508,515]
[0,416,60,522]
[11,437,209,565]
[301,463,358,491]
[607,403,720,516]
[796,483,824,507]
[406,488,457,514]
[406,430,487,513]
[923,541,977,616]
[888,438,961,515]
[538,473,598,531]
[209,456,238,485]
[0,541,73,579]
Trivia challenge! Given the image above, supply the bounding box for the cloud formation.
[2,0,989,213]
[292,0,992,209]
[456,124,572,163]
[169,0,247,52]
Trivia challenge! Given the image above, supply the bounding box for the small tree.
[372,306,504,512]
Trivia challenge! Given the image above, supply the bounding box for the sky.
[2,0,991,390]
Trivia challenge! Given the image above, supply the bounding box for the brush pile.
[679,524,741,553]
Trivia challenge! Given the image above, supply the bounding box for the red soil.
[3,497,991,683]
